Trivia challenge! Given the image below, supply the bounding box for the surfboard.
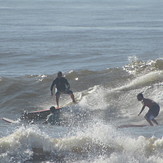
[20,95,81,121]
[117,124,148,128]
[2,117,18,124]
[21,103,73,120]
[21,109,51,120]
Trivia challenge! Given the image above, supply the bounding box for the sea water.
[0,0,163,162]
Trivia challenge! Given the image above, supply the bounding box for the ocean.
[0,0,163,162]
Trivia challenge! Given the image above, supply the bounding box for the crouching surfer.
[43,106,60,125]
[137,93,160,126]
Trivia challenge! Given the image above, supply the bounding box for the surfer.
[43,106,60,125]
[50,71,76,108]
[137,93,160,126]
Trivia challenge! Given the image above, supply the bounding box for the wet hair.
[57,71,62,77]
[137,93,144,100]
[50,106,56,113]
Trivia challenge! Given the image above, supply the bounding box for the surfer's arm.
[65,79,70,90]
[50,80,56,96]
[138,105,145,116]
[42,115,50,124]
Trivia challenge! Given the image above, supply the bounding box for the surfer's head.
[137,93,144,101]
[50,106,56,113]
[57,71,62,78]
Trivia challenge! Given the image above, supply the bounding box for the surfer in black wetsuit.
[42,106,60,125]
[137,93,160,126]
[50,71,76,108]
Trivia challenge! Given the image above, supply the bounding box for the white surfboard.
[2,117,18,124]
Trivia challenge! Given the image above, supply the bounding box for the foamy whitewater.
[0,0,163,162]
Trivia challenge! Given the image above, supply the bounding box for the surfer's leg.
[67,90,76,103]
[150,105,159,125]
[71,93,76,103]
[145,118,153,126]
[152,119,158,125]
[144,114,153,126]
[56,92,60,108]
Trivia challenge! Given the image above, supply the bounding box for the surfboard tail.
[117,124,148,128]
[2,117,18,124]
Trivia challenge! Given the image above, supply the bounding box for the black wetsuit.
[50,77,72,94]
[46,109,60,125]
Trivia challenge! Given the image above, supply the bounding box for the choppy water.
[0,0,163,162]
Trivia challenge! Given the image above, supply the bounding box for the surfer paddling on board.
[43,106,60,125]
[137,93,160,126]
[50,71,76,108]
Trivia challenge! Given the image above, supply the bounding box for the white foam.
[79,85,108,111]
[116,71,163,91]
[1,120,163,162]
